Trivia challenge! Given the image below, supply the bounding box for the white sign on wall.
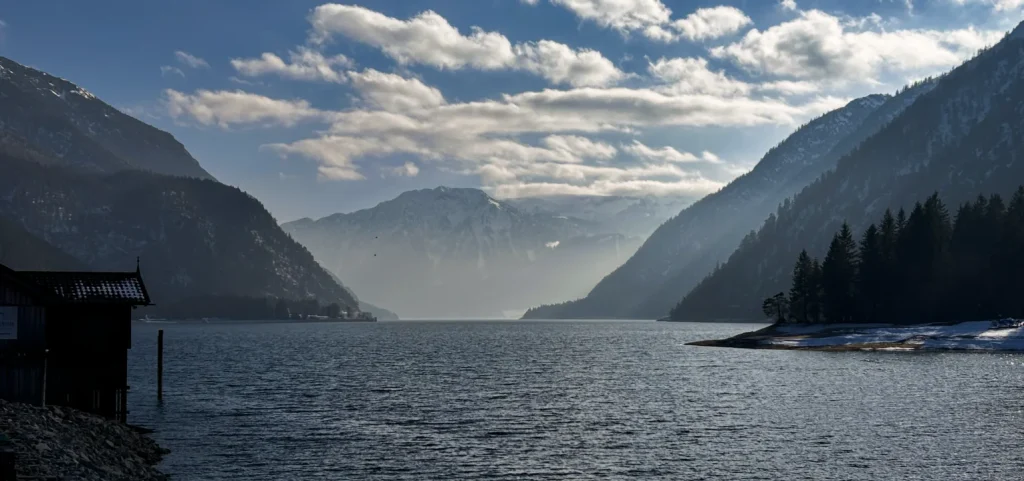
[0,307,17,340]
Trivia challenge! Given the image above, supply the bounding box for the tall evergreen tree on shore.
[857,224,883,322]
[768,186,1024,326]
[808,259,823,323]
[822,223,858,323]
[789,250,814,323]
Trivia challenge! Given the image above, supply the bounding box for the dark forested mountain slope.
[0,215,86,271]
[283,187,643,318]
[0,55,364,316]
[671,23,1024,321]
[0,56,213,179]
[524,92,915,319]
[0,154,357,311]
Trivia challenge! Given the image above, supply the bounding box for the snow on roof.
[17,271,151,305]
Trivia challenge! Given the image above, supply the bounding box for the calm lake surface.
[128,320,1024,480]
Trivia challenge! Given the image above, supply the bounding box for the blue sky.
[0,0,1021,221]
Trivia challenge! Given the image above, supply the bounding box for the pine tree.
[807,259,823,323]
[789,250,813,323]
[778,186,1024,327]
[822,223,859,323]
[877,209,899,322]
[857,224,883,322]
[762,292,789,324]
[1000,187,1024,317]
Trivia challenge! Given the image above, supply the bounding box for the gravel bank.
[0,399,168,481]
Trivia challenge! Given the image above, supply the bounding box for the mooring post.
[157,329,164,401]
[41,349,48,408]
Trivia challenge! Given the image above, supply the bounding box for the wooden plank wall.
[0,278,47,406]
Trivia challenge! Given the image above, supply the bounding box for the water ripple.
[127,321,1024,480]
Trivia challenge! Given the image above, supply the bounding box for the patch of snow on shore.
[768,320,1024,351]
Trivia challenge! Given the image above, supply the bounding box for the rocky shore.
[0,399,169,481]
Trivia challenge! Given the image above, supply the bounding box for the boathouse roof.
[17,270,151,306]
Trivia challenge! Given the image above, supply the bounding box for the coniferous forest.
[763,187,1024,325]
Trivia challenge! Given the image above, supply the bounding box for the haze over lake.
[129,321,1024,480]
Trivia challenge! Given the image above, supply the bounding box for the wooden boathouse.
[0,262,150,422]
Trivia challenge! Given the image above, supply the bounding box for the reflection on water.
[128,320,1024,480]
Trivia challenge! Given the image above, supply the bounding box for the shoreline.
[0,399,169,480]
[687,319,1024,352]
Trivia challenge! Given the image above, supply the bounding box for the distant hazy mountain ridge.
[283,187,646,318]
[506,195,693,238]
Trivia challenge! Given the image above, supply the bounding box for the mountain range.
[527,23,1024,321]
[283,187,649,318]
[671,23,1024,321]
[0,56,361,317]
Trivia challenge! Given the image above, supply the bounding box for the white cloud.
[264,136,422,181]
[309,4,623,87]
[648,57,821,97]
[622,140,725,165]
[164,89,326,128]
[514,40,625,87]
[174,51,209,69]
[231,48,353,83]
[310,4,516,69]
[757,80,820,95]
[160,65,185,78]
[952,0,1024,11]
[521,0,540,4]
[670,6,752,42]
[543,1,750,43]
[648,57,750,96]
[388,161,421,177]
[542,135,618,161]
[623,140,699,163]
[228,76,263,86]
[250,83,843,195]
[548,0,672,33]
[780,0,798,11]
[347,69,446,111]
[710,10,1005,83]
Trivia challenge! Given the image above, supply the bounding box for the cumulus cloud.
[388,161,421,177]
[780,0,798,11]
[648,57,750,96]
[347,69,446,111]
[710,10,1004,83]
[264,136,423,181]
[623,140,706,163]
[164,89,326,128]
[308,4,624,86]
[231,48,353,83]
[309,4,516,69]
[542,135,618,161]
[174,51,209,69]
[648,57,821,97]
[670,6,752,42]
[240,79,842,193]
[548,0,672,33]
[514,40,625,87]
[541,1,749,42]
[952,0,1024,11]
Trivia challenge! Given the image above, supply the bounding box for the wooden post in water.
[157,329,163,401]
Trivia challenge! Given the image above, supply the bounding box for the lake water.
[128,320,1024,480]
